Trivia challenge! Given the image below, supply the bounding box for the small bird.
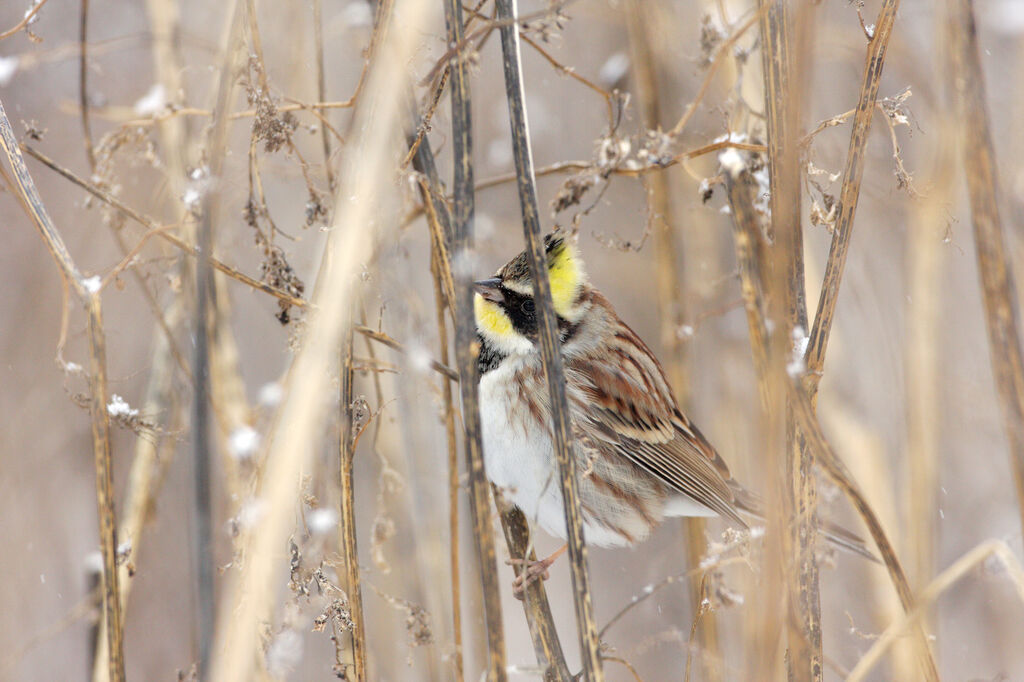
[474,232,872,590]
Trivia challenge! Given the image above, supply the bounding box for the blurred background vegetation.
[1,0,1023,680]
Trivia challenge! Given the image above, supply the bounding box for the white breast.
[478,356,568,538]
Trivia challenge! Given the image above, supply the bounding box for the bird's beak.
[473,277,504,304]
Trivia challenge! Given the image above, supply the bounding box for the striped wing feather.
[567,323,747,527]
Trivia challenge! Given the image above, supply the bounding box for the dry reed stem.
[444,0,508,677]
[804,0,900,392]
[429,248,465,682]
[339,325,367,681]
[494,0,602,678]
[756,1,817,678]
[788,380,939,681]
[312,0,335,192]
[625,2,720,676]
[948,0,1024,536]
[79,0,96,170]
[498,505,572,682]
[93,303,183,682]
[0,97,125,682]
[847,539,1024,681]
[722,164,770,407]
[207,0,430,678]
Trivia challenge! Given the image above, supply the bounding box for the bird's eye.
[521,299,535,314]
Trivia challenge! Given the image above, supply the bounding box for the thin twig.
[494,0,602,678]
[0,0,51,40]
[79,0,96,170]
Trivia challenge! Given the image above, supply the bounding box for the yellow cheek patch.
[547,242,581,316]
[474,294,514,339]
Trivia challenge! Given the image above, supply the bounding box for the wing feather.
[566,321,747,527]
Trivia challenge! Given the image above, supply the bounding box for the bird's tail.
[731,485,879,563]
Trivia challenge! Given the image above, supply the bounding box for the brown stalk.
[0,97,125,682]
[429,248,465,682]
[443,0,508,678]
[756,1,817,678]
[722,162,770,406]
[804,0,900,392]
[625,2,720,677]
[79,0,96,170]
[497,504,572,682]
[312,0,335,192]
[788,380,939,681]
[948,0,1024,536]
[339,325,368,681]
[193,2,249,673]
[93,303,184,682]
[494,0,602,678]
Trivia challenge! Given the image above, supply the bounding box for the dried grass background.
[1,0,1024,680]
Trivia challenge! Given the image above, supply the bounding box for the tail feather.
[730,484,880,563]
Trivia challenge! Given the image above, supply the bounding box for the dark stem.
[443,0,508,679]
[79,0,96,170]
[493,0,602,679]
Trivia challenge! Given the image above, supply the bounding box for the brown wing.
[566,322,747,527]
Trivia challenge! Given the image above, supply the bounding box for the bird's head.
[474,233,588,354]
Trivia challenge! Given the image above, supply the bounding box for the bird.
[473,231,873,591]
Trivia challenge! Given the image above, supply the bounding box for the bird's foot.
[507,544,567,600]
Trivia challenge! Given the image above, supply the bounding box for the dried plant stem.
[443,0,508,678]
[949,0,1024,535]
[207,0,428,677]
[494,0,602,678]
[756,2,818,678]
[847,539,1024,682]
[626,2,719,676]
[804,0,900,391]
[723,164,770,404]
[430,250,465,682]
[339,326,368,681]
[498,505,571,682]
[79,0,96,170]
[0,96,125,682]
[312,0,335,191]
[789,381,939,681]
[93,302,183,682]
